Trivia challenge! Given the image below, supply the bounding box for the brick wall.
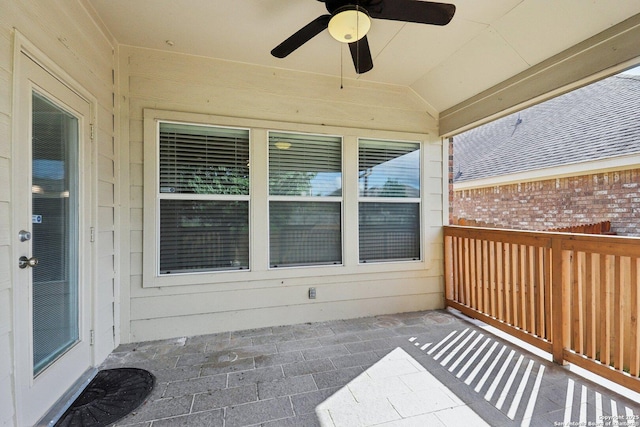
[453,168,640,236]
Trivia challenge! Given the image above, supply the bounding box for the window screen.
[158,122,250,274]
[269,132,342,267]
[359,139,421,262]
[269,201,341,267]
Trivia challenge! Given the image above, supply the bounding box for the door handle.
[19,256,38,269]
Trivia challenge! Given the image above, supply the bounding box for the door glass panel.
[31,92,79,376]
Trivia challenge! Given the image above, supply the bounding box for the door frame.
[11,31,99,425]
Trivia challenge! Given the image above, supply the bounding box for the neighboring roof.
[453,74,640,183]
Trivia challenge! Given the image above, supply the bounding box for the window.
[358,139,421,262]
[144,110,428,286]
[268,131,342,267]
[157,122,250,274]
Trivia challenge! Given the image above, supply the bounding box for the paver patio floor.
[101,310,640,427]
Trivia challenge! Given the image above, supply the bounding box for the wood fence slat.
[599,254,612,366]
[536,246,545,337]
[459,238,464,303]
[512,243,520,329]
[585,253,596,360]
[463,238,471,307]
[496,242,504,321]
[572,251,584,354]
[528,246,536,336]
[504,243,512,325]
[504,242,510,321]
[475,239,483,312]
[483,240,490,316]
[612,256,624,371]
[488,241,495,318]
[550,241,568,365]
[562,250,572,362]
[469,238,477,309]
[631,257,639,377]
[544,246,552,341]
[520,245,527,331]
[444,235,454,301]
[445,236,459,301]
[457,238,469,304]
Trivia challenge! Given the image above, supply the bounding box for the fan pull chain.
[340,43,344,89]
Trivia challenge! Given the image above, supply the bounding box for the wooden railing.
[444,225,640,393]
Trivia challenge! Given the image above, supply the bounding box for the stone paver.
[99,310,640,427]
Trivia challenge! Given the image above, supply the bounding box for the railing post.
[444,232,454,303]
[551,236,568,365]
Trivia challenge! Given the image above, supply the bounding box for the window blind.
[359,139,421,263]
[269,201,342,267]
[268,131,343,267]
[269,132,342,197]
[359,202,420,262]
[160,200,249,273]
[359,139,420,198]
[157,122,250,275]
[159,122,249,195]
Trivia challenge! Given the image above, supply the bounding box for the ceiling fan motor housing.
[328,5,371,43]
[323,0,384,15]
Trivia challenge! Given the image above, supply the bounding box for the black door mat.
[55,368,155,427]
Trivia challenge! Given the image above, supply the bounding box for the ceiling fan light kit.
[328,6,371,43]
[271,0,456,74]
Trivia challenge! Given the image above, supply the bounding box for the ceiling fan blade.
[370,0,455,26]
[349,36,373,74]
[271,15,331,58]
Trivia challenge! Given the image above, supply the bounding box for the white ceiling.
[87,0,640,112]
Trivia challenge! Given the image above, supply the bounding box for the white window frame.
[155,120,251,275]
[267,130,344,269]
[143,111,256,287]
[142,109,433,288]
[357,138,423,264]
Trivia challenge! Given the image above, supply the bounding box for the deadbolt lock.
[18,230,31,242]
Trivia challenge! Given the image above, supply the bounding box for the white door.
[13,53,94,426]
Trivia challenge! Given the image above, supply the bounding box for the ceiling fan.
[271,0,456,74]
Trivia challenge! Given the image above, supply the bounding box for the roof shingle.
[453,74,640,183]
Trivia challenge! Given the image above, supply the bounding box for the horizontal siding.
[0,247,10,292]
[0,116,9,158]
[131,292,443,342]
[0,290,10,337]
[124,50,436,134]
[0,333,12,425]
[131,274,435,320]
[0,161,10,203]
[126,51,433,117]
[1,0,115,425]
[0,374,14,427]
[121,45,444,343]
